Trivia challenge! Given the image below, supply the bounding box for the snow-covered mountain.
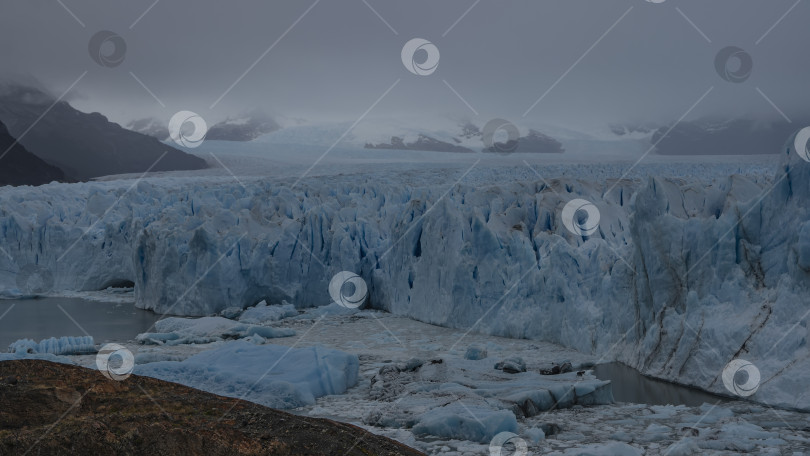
[0,144,807,411]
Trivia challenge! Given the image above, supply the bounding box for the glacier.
[0,149,808,412]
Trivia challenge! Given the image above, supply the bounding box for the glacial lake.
[0,297,161,349]
[594,362,733,407]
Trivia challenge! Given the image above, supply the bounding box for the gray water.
[0,297,160,349]
[594,362,732,407]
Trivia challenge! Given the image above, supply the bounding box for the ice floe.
[134,340,359,409]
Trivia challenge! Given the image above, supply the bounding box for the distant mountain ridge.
[651,118,793,155]
[0,82,207,180]
[365,134,475,153]
[365,123,565,154]
[483,128,565,154]
[609,117,800,156]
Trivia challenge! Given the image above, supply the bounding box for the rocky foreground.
[0,359,424,456]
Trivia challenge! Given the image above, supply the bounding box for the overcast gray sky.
[1,0,807,130]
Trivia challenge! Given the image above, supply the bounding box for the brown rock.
[0,359,424,456]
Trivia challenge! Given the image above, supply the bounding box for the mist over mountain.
[126,117,170,141]
[206,111,281,141]
[129,110,281,143]
[0,82,207,180]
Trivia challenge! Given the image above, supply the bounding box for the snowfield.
[0,145,809,420]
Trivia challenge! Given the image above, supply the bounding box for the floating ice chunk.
[134,341,359,409]
[296,302,359,319]
[412,404,518,443]
[464,345,487,360]
[699,403,734,417]
[610,431,634,442]
[8,336,96,356]
[524,427,546,443]
[383,358,425,373]
[136,332,218,346]
[557,432,587,441]
[224,324,295,339]
[366,356,613,434]
[7,339,36,354]
[154,316,235,336]
[135,316,295,345]
[546,442,643,455]
[219,306,244,319]
[717,421,784,444]
[238,302,298,324]
[665,439,700,456]
[243,334,266,344]
[134,351,187,364]
[494,357,526,373]
[641,423,671,442]
[501,389,556,414]
[135,332,181,344]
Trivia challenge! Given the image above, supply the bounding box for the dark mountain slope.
[0,83,207,180]
[0,120,64,187]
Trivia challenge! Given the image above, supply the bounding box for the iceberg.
[412,405,518,444]
[8,336,95,356]
[134,341,359,409]
[545,442,643,456]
